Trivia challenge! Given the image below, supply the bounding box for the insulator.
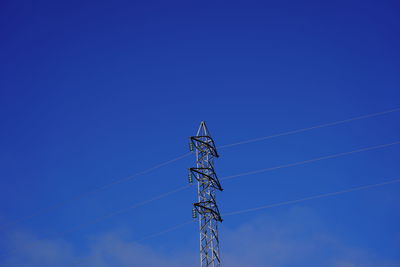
[192,208,197,219]
[188,173,193,184]
[189,141,194,152]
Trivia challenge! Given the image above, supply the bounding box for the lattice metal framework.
[189,121,223,267]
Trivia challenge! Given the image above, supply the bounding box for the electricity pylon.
[188,121,223,267]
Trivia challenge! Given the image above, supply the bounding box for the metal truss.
[189,121,223,267]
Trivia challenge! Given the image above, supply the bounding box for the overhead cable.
[219,107,400,149]
[5,107,399,227]
[223,178,400,216]
[221,141,400,181]
[50,141,400,237]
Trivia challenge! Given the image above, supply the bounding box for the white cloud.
[73,231,185,267]
[1,229,190,267]
[1,207,398,267]
[2,231,74,267]
[221,206,399,267]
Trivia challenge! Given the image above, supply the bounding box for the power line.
[47,140,400,240]
[2,107,399,265]
[219,107,400,149]
[4,107,399,228]
[1,152,191,228]
[223,178,400,216]
[221,141,400,181]
[56,185,191,236]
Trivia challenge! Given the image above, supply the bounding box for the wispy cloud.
[221,207,399,267]
[2,231,74,267]
[1,229,190,267]
[1,207,398,267]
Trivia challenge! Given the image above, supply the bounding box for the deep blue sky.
[1,0,399,266]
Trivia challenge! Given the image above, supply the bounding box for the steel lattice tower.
[188,121,223,267]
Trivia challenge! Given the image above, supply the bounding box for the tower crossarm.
[193,201,223,222]
[190,136,219,157]
[189,167,223,191]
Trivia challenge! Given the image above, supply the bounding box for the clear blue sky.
[0,0,399,266]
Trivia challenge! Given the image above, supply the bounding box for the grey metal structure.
[189,121,223,267]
